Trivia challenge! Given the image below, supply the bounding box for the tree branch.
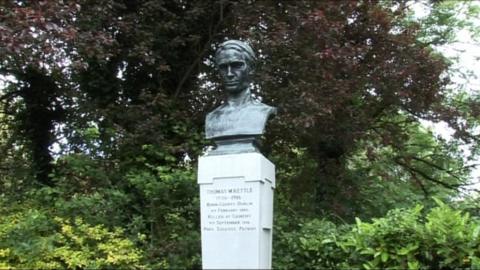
[394,158,462,190]
[173,3,229,99]
[409,155,464,181]
[412,173,429,198]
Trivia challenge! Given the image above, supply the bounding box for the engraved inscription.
[202,185,257,232]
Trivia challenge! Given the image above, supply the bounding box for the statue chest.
[205,105,271,139]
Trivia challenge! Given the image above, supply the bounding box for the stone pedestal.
[198,152,275,269]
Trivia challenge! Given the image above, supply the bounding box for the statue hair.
[215,40,256,68]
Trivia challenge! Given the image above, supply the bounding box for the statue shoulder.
[251,100,277,117]
[206,104,226,120]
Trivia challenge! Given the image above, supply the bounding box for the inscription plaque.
[201,181,258,233]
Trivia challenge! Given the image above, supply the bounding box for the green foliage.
[346,115,468,218]
[1,0,479,268]
[0,203,145,269]
[274,201,480,269]
[126,157,201,269]
[51,150,201,268]
[0,146,201,269]
[410,1,480,46]
[273,216,347,269]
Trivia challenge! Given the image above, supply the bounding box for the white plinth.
[198,152,275,269]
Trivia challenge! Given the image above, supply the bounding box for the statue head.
[215,40,257,95]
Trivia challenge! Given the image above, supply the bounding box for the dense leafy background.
[0,0,479,268]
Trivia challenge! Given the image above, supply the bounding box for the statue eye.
[231,62,245,69]
[218,64,228,71]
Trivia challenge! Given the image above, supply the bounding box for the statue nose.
[227,66,234,77]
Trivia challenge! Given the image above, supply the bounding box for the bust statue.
[205,40,277,155]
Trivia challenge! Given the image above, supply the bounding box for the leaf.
[407,260,420,270]
[381,252,389,262]
[472,225,480,240]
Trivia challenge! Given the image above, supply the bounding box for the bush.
[274,200,480,269]
[0,203,146,269]
[0,147,201,269]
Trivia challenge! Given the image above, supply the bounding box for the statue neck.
[226,87,251,107]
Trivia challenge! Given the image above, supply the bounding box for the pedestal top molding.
[198,153,275,187]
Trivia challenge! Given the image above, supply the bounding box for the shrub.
[274,201,480,269]
[0,204,146,269]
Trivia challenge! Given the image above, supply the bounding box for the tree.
[220,0,476,218]
[0,1,79,186]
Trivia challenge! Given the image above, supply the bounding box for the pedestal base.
[198,152,275,269]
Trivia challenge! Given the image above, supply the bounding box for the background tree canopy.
[0,0,479,268]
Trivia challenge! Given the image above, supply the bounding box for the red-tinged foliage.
[0,0,235,185]
[0,0,476,218]
[219,0,456,215]
[0,1,77,70]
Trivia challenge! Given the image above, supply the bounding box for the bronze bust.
[205,40,276,155]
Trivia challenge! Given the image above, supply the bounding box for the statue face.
[216,48,251,95]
